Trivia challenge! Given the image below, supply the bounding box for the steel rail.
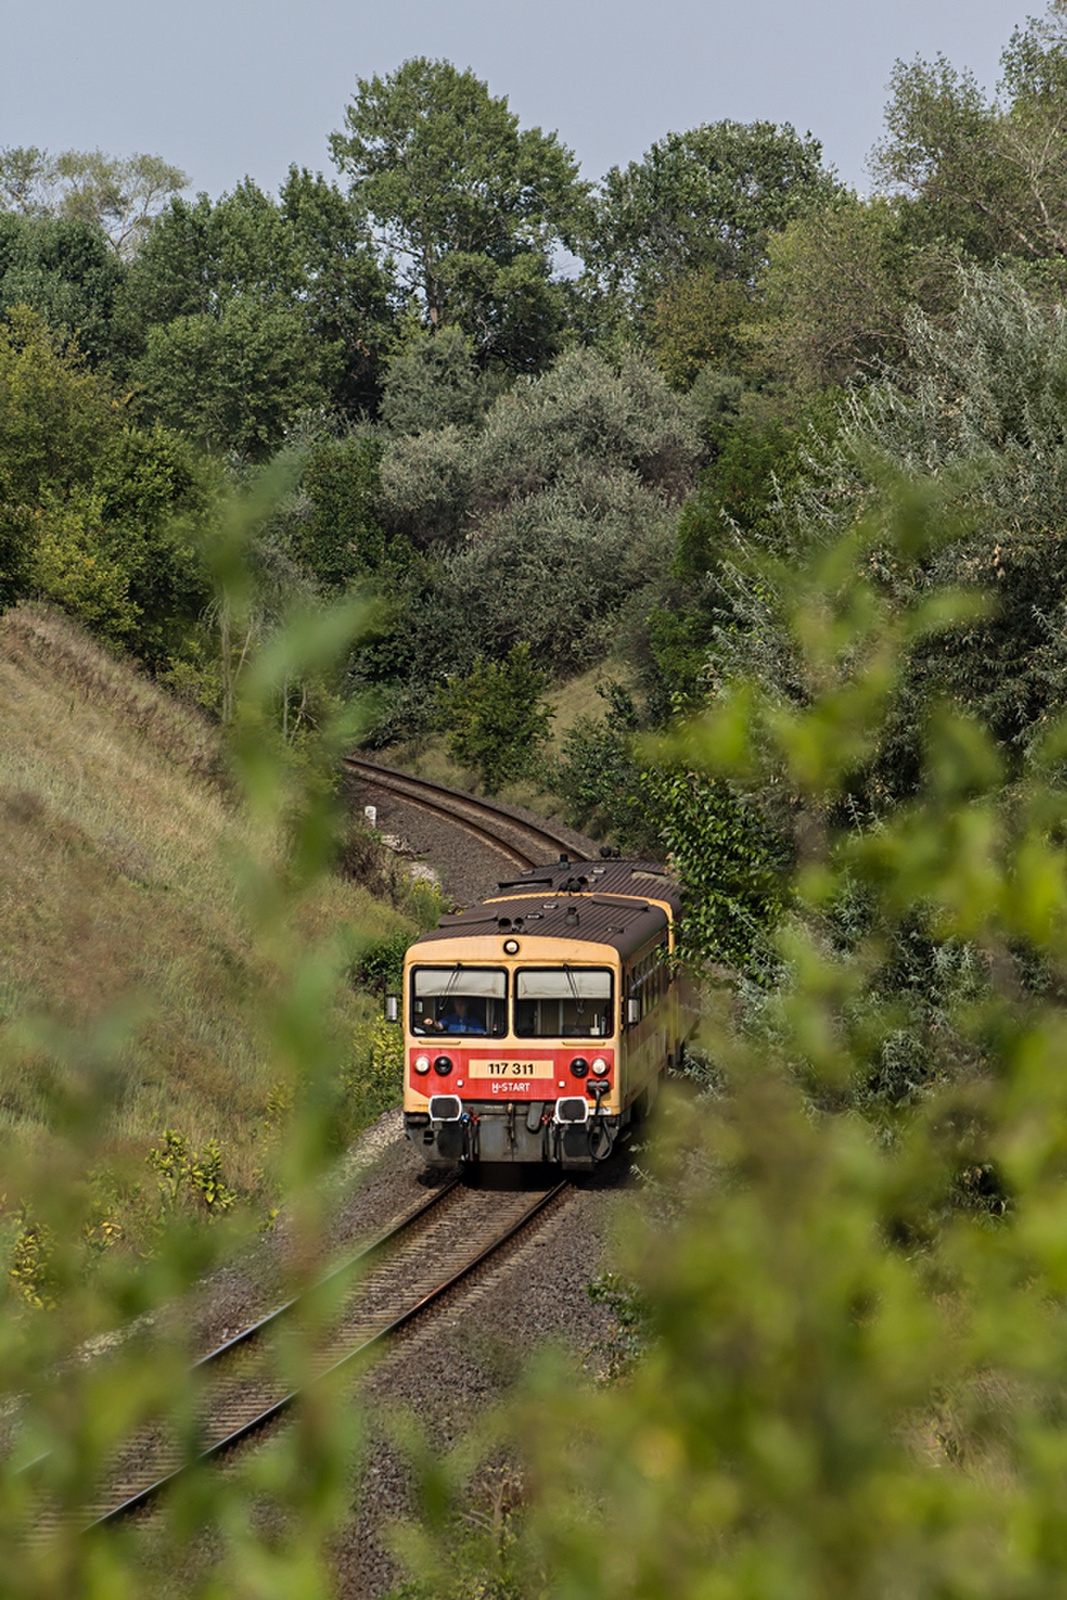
[87,1179,569,1529]
[14,1176,462,1491]
[343,756,588,869]
[190,1174,462,1371]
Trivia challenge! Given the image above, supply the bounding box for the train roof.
[410,858,681,959]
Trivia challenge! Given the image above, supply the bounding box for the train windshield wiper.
[562,963,585,1016]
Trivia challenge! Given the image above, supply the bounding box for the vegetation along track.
[23,1176,571,1537]
[343,755,594,870]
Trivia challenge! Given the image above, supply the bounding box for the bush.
[403,480,1067,1600]
[436,643,554,793]
[553,683,662,854]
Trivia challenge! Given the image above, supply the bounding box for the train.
[391,855,691,1169]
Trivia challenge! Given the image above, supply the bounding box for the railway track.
[343,755,596,871]
[21,1175,571,1537]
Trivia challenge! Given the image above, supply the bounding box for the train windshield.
[410,966,507,1037]
[514,968,614,1039]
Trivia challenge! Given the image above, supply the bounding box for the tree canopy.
[329,57,588,367]
[0,213,125,367]
[0,145,187,257]
[589,120,841,313]
[872,4,1067,266]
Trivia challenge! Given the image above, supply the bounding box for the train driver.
[431,995,487,1034]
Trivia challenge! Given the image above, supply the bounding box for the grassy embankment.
[0,603,420,1263]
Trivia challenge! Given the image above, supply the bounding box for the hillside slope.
[0,604,410,1253]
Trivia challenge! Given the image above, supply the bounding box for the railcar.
[393,857,690,1169]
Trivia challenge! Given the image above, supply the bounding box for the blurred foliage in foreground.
[0,497,413,1598]
[16,476,1067,1596]
[395,482,1067,1598]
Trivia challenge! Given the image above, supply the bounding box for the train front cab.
[398,867,682,1170]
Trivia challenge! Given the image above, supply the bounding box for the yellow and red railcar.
[397,857,688,1168]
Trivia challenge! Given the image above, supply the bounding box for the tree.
[588,120,841,318]
[119,180,309,330]
[871,5,1067,266]
[0,306,215,657]
[750,194,957,391]
[133,296,337,460]
[0,213,125,367]
[380,325,492,435]
[348,347,703,739]
[0,145,186,257]
[0,305,122,510]
[278,165,395,416]
[650,268,750,389]
[329,57,588,368]
[677,268,1067,813]
[87,422,216,664]
[119,176,392,424]
[379,345,702,551]
[297,434,387,588]
[435,643,553,792]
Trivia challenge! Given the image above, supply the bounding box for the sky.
[0,0,1034,201]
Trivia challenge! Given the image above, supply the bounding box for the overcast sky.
[0,0,1033,201]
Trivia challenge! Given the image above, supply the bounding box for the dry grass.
[0,604,411,1245]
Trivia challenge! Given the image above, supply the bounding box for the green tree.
[297,433,387,588]
[872,4,1067,266]
[29,488,142,644]
[87,422,215,665]
[0,301,120,606]
[435,643,553,793]
[278,165,395,416]
[359,348,702,735]
[649,268,750,390]
[0,305,215,657]
[380,325,493,435]
[329,57,588,368]
[0,305,122,512]
[0,145,187,257]
[671,268,1067,817]
[133,297,337,459]
[751,193,957,391]
[589,120,841,319]
[120,180,306,329]
[119,176,391,425]
[0,214,125,367]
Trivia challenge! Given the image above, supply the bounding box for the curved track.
[23,1177,570,1536]
[343,755,596,871]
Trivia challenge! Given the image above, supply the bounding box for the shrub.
[146,1130,238,1217]
[435,643,554,794]
[553,683,662,854]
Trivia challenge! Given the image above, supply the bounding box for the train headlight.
[433,1055,454,1076]
[591,1057,609,1076]
[414,1054,431,1075]
[569,1057,589,1078]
